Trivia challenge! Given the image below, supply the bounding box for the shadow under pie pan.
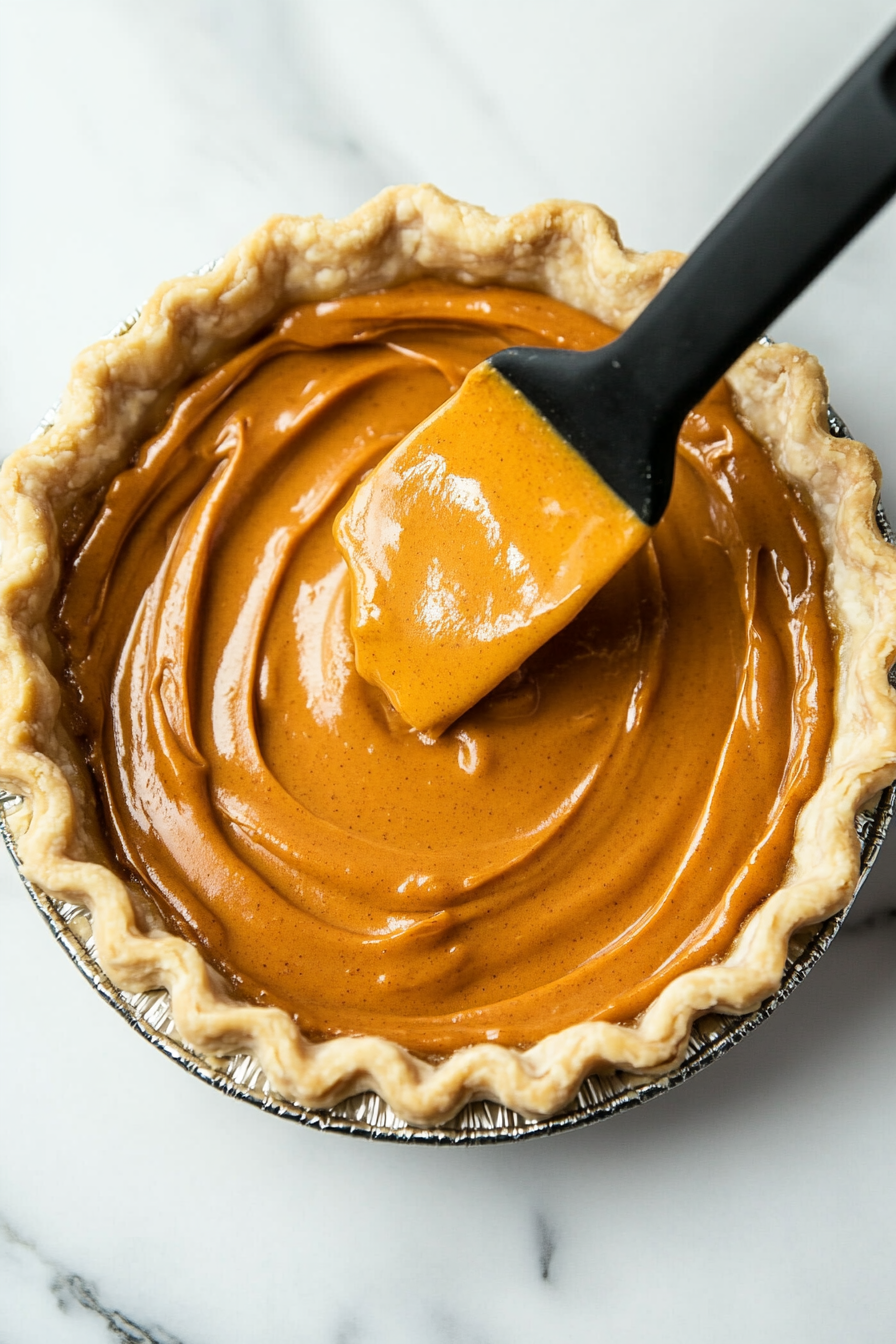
[2,396,894,1146]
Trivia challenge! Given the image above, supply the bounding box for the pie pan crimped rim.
[2,184,896,1128]
[2,651,892,1143]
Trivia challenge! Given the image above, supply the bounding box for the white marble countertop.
[2,2,896,1340]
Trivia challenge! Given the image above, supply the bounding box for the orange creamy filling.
[57,281,834,1055]
[334,360,651,735]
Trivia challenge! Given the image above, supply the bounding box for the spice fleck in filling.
[56,280,834,1056]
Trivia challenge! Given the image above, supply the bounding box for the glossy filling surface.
[57,281,834,1055]
[334,360,651,735]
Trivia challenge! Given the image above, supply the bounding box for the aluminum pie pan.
[6,350,894,1140]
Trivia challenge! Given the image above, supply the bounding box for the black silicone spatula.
[489,21,896,529]
[336,24,896,737]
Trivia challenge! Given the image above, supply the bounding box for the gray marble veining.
[2,2,896,1341]
[1,1218,185,1344]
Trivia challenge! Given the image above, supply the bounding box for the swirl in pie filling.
[56,280,834,1056]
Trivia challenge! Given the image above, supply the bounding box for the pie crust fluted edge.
[2,184,895,1126]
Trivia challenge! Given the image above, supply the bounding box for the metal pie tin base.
[6,382,893,1142]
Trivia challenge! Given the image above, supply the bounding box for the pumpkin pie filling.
[55,279,834,1057]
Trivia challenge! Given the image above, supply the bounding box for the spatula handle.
[623,23,896,424]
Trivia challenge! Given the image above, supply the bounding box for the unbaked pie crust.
[2,184,895,1125]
